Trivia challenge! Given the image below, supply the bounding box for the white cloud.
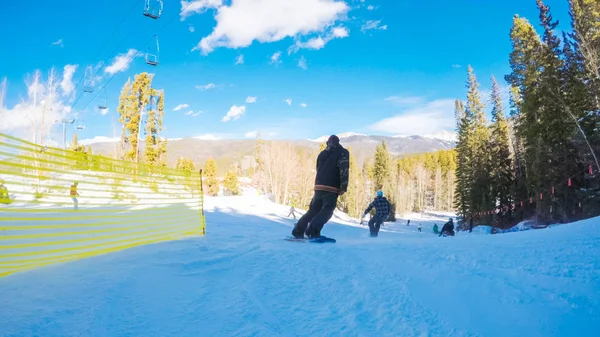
[0,69,74,143]
[361,20,387,32]
[222,104,246,122]
[452,64,462,68]
[298,56,308,69]
[246,96,257,103]
[185,110,202,117]
[290,26,349,52]
[189,25,195,33]
[367,5,375,10]
[285,99,292,106]
[196,83,216,90]
[191,0,350,54]
[193,134,222,140]
[245,130,277,139]
[270,51,282,65]
[79,136,120,145]
[244,130,258,138]
[236,54,244,65]
[384,96,425,106]
[51,39,64,47]
[180,0,222,21]
[173,103,189,111]
[369,98,456,136]
[332,26,349,38]
[105,49,140,75]
[60,64,78,97]
[300,103,308,108]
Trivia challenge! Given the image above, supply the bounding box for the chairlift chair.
[98,87,108,110]
[145,35,160,66]
[83,65,95,93]
[76,119,85,130]
[143,0,163,19]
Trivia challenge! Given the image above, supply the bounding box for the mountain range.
[83,132,456,174]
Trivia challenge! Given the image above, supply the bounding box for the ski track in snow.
[1,195,600,337]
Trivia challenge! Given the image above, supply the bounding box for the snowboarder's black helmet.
[327,135,340,147]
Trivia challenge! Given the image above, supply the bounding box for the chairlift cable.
[77,1,197,113]
[69,0,144,100]
[70,1,147,110]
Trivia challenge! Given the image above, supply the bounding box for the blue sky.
[0,0,572,143]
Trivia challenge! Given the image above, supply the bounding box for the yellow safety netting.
[0,133,206,277]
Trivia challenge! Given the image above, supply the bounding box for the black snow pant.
[292,190,338,238]
[368,217,385,237]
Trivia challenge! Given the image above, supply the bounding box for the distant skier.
[418,224,422,232]
[287,205,297,219]
[360,190,391,237]
[407,219,410,226]
[0,178,9,204]
[433,223,439,234]
[439,218,455,237]
[291,135,349,239]
[70,182,80,210]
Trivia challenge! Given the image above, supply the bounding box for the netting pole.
[199,168,206,235]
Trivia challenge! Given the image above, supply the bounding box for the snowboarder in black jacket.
[361,190,390,237]
[439,218,455,237]
[291,135,349,239]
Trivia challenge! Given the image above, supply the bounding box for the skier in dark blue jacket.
[361,190,391,237]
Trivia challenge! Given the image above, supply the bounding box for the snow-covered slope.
[1,194,599,336]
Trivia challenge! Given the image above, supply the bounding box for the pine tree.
[568,0,600,111]
[176,157,196,172]
[466,66,492,222]
[116,73,165,164]
[69,133,89,170]
[223,170,240,196]
[203,157,219,196]
[319,142,326,152]
[505,14,544,222]
[342,146,361,218]
[372,141,390,191]
[564,2,600,217]
[489,76,515,226]
[454,99,472,220]
[145,89,167,166]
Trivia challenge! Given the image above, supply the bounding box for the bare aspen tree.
[415,164,430,212]
[255,140,298,204]
[434,167,443,210]
[446,170,456,211]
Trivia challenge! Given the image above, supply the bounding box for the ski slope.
[1,194,599,337]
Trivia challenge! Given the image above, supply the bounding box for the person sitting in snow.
[439,218,455,237]
[360,190,391,237]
